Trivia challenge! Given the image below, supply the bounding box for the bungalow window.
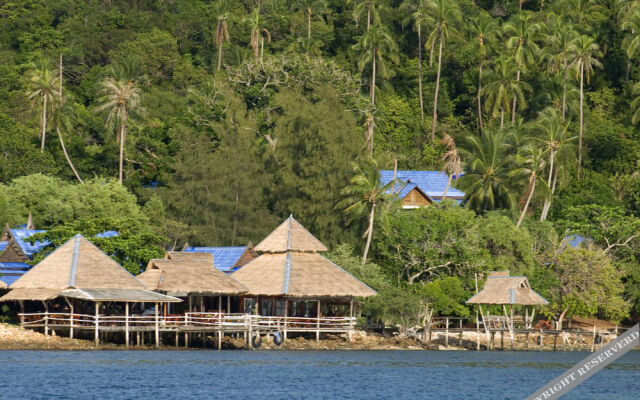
[260,298,274,316]
[275,299,285,317]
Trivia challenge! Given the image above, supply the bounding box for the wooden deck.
[18,312,356,348]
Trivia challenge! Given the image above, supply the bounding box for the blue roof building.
[380,170,465,207]
[184,244,257,274]
[0,262,30,286]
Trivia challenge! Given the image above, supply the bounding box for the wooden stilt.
[137,332,140,346]
[458,319,463,347]
[154,302,159,349]
[18,301,24,325]
[445,317,449,347]
[94,302,100,345]
[316,300,321,341]
[227,296,231,314]
[591,325,596,352]
[348,298,354,342]
[175,331,179,347]
[218,330,222,350]
[69,300,74,339]
[284,299,289,340]
[42,301,49,336]
[125,302,130,348]
[200,296,204,312]
[184,331,189,348]
[539,329,544,349]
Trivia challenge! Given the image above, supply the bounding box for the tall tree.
[467,13,499,133]
[483,57,530,129]
[513,141,548,227]
[27,60,59,153]
[439,133,461,200]
[244,7,271,63]
[341,157,399,264]
[543,14,577,122]
[401,0,431,122]
[426,0,461,141]
[504,12,540,123]
[568,35,602,180]
[350,0,383,31]
[213,0,232,71]
[294,0,328,39]
[621,11,640,84]
[457,128,516,213]
[54,54,83,183]
[95,60,144,185]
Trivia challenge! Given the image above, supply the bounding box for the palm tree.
[400,0,431,122]
[27,60,59,152]
[213,0,232,71]
[483,57,530,129]
[512,142,548,227]
[244,8,271,63]
[96,61,144,185]
[568,35,602,180]
[54,54,83,183]
[353,24,399,106]
[457,128,516,213]
[534,108,576,220]
[426,0,460,141]
[467,12,499,133]
[341,157,399,264]
[504,12,540,123]
[439,133,461,200]
[543,14,577,122]
[350,0,382,31]
[631,81,640,125]
[622,12,640,84]
[294,0,328,39]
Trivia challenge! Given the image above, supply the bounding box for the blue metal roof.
[380,170,465,201]
[95,231,118,238]
[184,246,247,273]
[0,262,31,270]
[565,234,586,248]
[0,274,23,286]
[10,229,49,258]
[0,241,7,252]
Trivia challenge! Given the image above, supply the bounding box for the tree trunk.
[418,25,424,123]
[431,30,444,142]
[540,149,554,221]
[367,116,374,156]
[119,114,127,185]
[442,173,452,200]
[41,94,47,152]
[477,63,483,133]
[370,50,376,105]
[57,127,84,183]
[562,57,567,123]
[500,106,504,129]
[307,9,311,39]
[516,175,535,228]
[626,58,630,84]
[362,202,376,265]
[217,39,223,71]
[367,4,371,30]
[578,64,584,180]
[556,306,569,330]
[540,167,558,221]
[511,69,520,124]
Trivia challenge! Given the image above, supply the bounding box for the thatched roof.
[466,273,548,305]
[0,234,179,302]
[0,280,7,289]
[137,255,247,296]
[254,216,328,253]
[232,252,376,298]
[164,251,213,263]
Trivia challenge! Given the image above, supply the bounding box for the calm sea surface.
[0,350,637,399]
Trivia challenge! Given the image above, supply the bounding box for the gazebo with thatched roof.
[0,234,180,347]
[232,216,376,339]
[137,251,247,315]
[466,271,548,337]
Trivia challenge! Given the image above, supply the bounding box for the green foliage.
[421,277,470,317]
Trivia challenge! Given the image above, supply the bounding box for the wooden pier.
[18,312,356,349]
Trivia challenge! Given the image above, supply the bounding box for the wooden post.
[69,301,74,339]
[591,325,596,352]
[125,302,130,348]
[500,331,504,350]
[18,301,24,325]
[184,313,189,348]
[218,329,223,350]
[188,296,192,312]
[445,317,449,347]
[94,302,100,345]
[349,298,354,343]
[42,301,49,336]
[154,302,159,349]
[175,331,179,347]
[247,314,252,349]
[316,300,321,341]
[458,318,463,347]
[553,333,558,352]
[227,296,231,314]
[284,299,289,340]
[218,295,222,315]
[200,296,204,312]
[539,329,543,349]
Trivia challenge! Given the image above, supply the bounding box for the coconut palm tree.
[213,0,232,71]
[504,11,540,123]
[467,12,499,133]
[400,0,432,122]
[341,157,399,264]
[512,142,548,227]
[622,11,640,84]
[543,14,577,122]
[426,0,461,141]
[439,133,461,200]
[350,0,382,31]
[95,61,144,185]
[294,0,328,39]
[457,128,516,213]
[244,8,271,63]
[54,54,83,183]
[27,60,59,153]
[568,35,602,180]
[483,57,530,129]
[353,24,399,106]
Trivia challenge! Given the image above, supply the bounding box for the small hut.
[466,271,548,335]
[137,252,247,314]
[0,234,179,346]
[232,216,376,338]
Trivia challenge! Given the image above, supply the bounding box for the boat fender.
[252,333,262,349]
[273,332,283,346]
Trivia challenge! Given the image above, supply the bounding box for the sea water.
[0,350,637,399]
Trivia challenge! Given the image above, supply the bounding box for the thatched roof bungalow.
[137,252,247,313]
[232,216,375,319]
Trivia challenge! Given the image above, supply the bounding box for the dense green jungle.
[0,0,639,327]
